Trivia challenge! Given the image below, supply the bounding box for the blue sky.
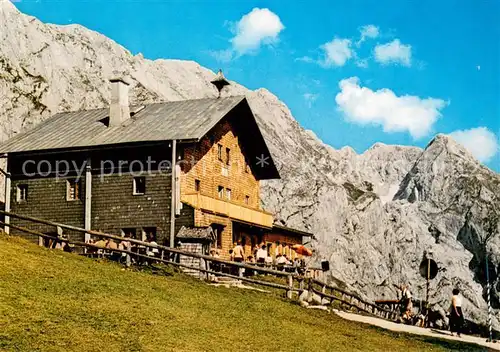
[13,0,500,171]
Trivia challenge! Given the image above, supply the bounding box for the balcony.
[181,193,273,228]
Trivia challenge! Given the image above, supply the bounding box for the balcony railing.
[181,193,274,228]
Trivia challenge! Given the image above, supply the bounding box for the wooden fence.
[308,279,398,320]
[0,210,397,322]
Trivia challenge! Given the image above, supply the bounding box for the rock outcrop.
[1,0,499,328]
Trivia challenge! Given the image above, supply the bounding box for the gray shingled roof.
[0,96,245,153]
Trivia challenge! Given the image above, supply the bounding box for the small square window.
[225,148,230,165]
[226,188,231,200]
[217,144,223,161]
[66,179,81,201]
[217,185,224,198]
[195,179,201,192]
[133,177,146,195]
[16,184,28,202]
[245,195,250,205]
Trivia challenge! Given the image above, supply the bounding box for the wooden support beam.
[169,140,176,248]
[3,169,10,235]
[287,275,293,299]
[84,158,92,242]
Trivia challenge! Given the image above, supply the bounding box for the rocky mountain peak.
[394,133,496,206]
[425,133,478,162]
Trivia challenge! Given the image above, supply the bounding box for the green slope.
[0,235,487,352]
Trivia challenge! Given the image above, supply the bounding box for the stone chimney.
[109,77,130,127]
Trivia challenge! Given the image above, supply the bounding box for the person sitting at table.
[117,238,131,263]
[55,237,70,252]
[293,257,301,271]
[245,255,256,276]
[94,238,107,248]
[105,238,121,260]
[265,252,273,267]
[62,237,74,253]
[146,235,159,257]
[233,240,244,263]
[93,237,107,257]
[106,239,118,250]
[276,254,287,270]
[118,238,131,251]
[210,249,221,272]
[256,244,267,265]
[252,243,259,260]
[86,239,98,256]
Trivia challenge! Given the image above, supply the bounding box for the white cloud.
[231,8,284,55]
[320,38,353,67]
[374,39,412,66]
[448,127,499,163]
[357,25,379,46]
[211,8,284,62]
[335,77,447,139]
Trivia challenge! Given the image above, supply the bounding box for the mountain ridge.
[1,0,499,329]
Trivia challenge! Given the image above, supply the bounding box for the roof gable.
[0,96,280,179]
[221,99,279,180]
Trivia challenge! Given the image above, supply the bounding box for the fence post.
[307,278,313,302]
[206,259,210,281]
[126,242,131,268]
[287,275,293,299]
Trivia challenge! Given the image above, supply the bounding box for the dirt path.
[333,309,499,351]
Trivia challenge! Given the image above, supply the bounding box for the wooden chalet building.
[0,74,313,259]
